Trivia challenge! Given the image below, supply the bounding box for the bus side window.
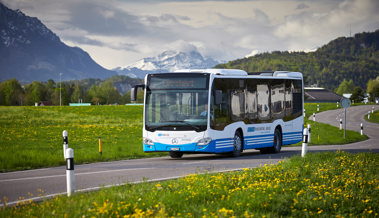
[246,80,257,123]
[292,80,303,118]
[284,80,293,121]
[271,80,285,120]
[211,78,230,130]
[257,81,271,122]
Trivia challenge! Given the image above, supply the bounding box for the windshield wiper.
[148,121,201,132]
[164,120,201,131]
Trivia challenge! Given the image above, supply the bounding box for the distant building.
[305,87,342,103]
[39,101,53,106]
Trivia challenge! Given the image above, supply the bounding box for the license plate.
[170,147,180,151]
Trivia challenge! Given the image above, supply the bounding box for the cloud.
[296,3,309,10]
[2,0,378,69]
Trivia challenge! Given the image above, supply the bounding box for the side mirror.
[131,87,137,101]
[131,85,145,102]
[214,90,223,105]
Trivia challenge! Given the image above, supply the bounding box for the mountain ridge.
[0,2,116,83]
[114,49,219,78]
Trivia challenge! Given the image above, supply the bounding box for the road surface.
[1,105,378,206]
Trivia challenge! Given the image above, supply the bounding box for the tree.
[336,79,355,95]
[24,81,47,105]
[71,83,81,103]
[367,77,379,101]
[0,79,24,105]
[350,87,364,102]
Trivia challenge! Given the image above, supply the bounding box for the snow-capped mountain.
[0,2,116,82]
[115,50,219,78]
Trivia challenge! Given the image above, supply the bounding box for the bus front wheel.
[169,151,183,158]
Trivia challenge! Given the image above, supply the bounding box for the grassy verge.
[296,103,369,146]
[0,106,164,172]
[1,151,377,217]
[365,110,379,124]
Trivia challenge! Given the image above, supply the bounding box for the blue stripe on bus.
[143,131,303,153]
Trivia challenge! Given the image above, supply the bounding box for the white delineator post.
[368,111,370,119]
[372,107,374,114]
[317,104,319,112]
[66,148,75,197]
[339,119,343,130]
[313,113,316,122]
[307,124,311,143]
[63,130,68,159]
[361,123,363,136]
[302,128,309,157]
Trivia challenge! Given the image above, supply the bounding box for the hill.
[0,2,116,83]
[216,30,379,90]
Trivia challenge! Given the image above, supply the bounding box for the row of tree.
[0,78,144,106]
[335,77,379,102]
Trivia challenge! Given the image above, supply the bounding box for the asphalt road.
[1,105,378,206]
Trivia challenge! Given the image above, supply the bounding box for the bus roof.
[174,69,302,79]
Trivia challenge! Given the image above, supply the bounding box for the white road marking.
[0,168,154,183]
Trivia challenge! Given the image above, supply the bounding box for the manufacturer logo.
[172,138,178,144]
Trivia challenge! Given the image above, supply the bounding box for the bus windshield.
[145,73,209,132]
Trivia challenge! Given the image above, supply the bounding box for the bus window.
[284,80,293,121]
[246,80,257,123]
[271,80,285,120]
[211,78,230,130]
[230,79,245,122]
[292,80,303,118]
[257,81,271,122]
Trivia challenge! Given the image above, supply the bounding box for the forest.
[216,30,379,91]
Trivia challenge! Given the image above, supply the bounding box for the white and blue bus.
[131,69,304,158]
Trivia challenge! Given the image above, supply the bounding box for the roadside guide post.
[66,148,75,197]
[63,130,68,159]
[340,98,351,139]
[301,128,309,157]
[361,123,363,135]
[339,119,343,130]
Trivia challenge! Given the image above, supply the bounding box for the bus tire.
[169,151,183,158]
[260,128,282,154]
[271,128,282,153]
[232,131,243,157]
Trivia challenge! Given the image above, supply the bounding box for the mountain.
[216,30,379,91]
[0,2,116,83]
[115,49,219,78]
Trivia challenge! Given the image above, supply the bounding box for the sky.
[2,0,379,70]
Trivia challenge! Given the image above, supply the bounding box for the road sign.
[340,98,351,138]
[340,98,351,108]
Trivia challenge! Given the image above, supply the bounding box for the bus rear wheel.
[232,131,243,157]
[169,151,183,158]
[260,128,282,154]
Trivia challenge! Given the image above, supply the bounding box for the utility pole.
[60,73,62,106]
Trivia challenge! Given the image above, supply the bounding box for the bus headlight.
[197,137,212,146]
[143,137,154,145]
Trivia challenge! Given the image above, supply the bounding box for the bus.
[131,69,304,158]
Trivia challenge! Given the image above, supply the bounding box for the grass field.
[0,106,164,172]
[1,151,377,217]
[0,103,369,172]
[365,109,379,123]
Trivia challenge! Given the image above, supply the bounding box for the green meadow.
[0,106,164,172]
[1,151,377,217]
[0,103,369,172]
[365,109,379,123]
